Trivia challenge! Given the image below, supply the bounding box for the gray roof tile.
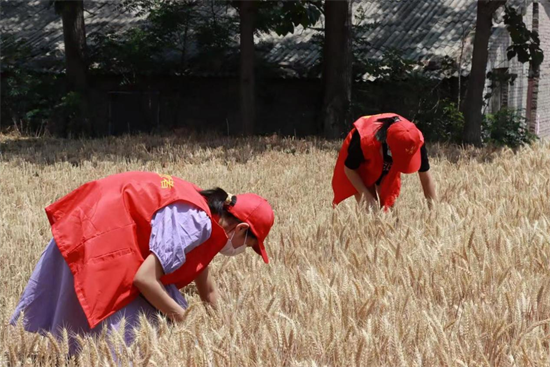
[1,0,531,78]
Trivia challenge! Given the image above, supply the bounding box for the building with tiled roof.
[2,0,549,137]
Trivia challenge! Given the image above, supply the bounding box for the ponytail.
[200,188,257,239]
[199,188,237,216]
[375,116,400,143]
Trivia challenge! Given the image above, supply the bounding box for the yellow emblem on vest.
[159,174,174,189]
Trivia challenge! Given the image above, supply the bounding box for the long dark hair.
[199,188,236,216]
[375,116,400,143]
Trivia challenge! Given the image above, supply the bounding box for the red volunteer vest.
[332,113,404,208]
[45,171,228,329]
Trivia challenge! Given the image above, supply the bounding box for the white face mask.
[219,229,248,257]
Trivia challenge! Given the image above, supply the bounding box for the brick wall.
[486,1,550,139]
[536,0,550,138]
[486,5,531,116]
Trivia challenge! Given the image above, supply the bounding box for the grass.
[1,133,550,366]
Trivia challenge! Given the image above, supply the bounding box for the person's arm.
[133,254,186,322]
[344,130,378,209]
[139,202,213,320]
[418,170,436,208]
[344,166,378,207]
[418,144,436,208]
[194,266,218,307]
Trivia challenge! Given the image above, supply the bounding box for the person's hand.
[358,191,379,212]
[172,309,187,323]
[134,254,193,323]
[365,198,378,212]
[427,198,435,210]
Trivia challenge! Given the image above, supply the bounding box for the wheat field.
[1,133,550,367]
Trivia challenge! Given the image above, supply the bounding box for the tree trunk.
[526,2,540,134]
[462,0,506,146]
[321,0,352,139]
[239,0,257,136]
[58,0,90,136]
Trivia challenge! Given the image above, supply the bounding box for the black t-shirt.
[345,130,430,185]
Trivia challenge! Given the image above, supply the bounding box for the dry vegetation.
[1,133,550,367]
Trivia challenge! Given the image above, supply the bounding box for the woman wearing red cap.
[10,171,274,352]
[332,113,436,209]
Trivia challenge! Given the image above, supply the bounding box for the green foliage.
[482,109,536,147]
[0,36,62,134]
[356,49,420,81]
[415,99,465,143]
[56,91,82,119]
[147,0,238,66]
[89,0,323,81]
[305,6,421,82]
[191,5,239,73]
[89,0,239,81]
[256,0,322,36]
[504,5,544,72]
[351,50,465,143]
[352,6,378,79]
[1,36,89,135]
[484,69,517,102]
[89,28,167,81]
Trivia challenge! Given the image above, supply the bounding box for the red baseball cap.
[227,193,274,264]
[386,120,424,174]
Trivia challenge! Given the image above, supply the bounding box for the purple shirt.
[10,202,212,353]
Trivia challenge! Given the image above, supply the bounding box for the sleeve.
[149,202,212,275]
[344,130,366,170]
[418,144,430,172]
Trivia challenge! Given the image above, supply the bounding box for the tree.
[235,0,322,135]
[320,0,352,138]
[99,0,320,136]
[462,0,506,146]
[0,36,60,134]
[237,0,258,136]
[463,1,544,146]
[52,0,90,136]
[503,5,544,132]
[100,1,239,79]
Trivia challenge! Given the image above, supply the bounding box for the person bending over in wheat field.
[11,171,274,353]
[332,113,437,210]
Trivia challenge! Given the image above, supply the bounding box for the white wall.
[485,1,550,138]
